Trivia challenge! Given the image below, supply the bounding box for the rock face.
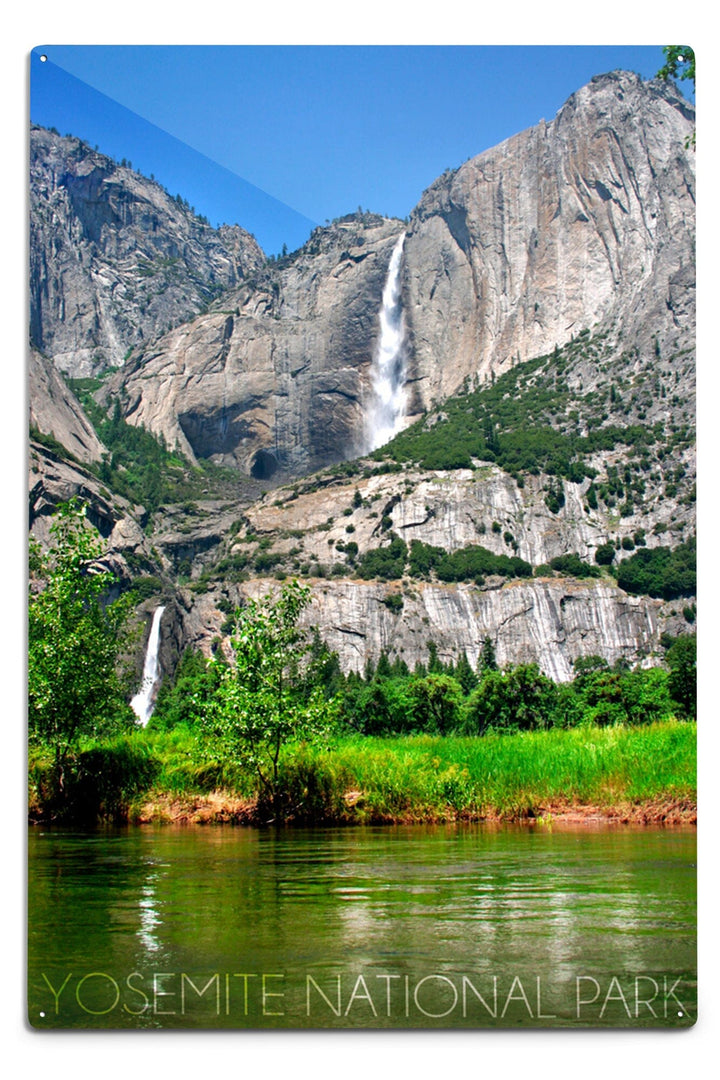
[28,438,157,582]
[29,126,264,377]
[103,215,405,476]
[93,72,695,476]
[29,348,105,463]
[172,573,670,683]
[235,462,694,572]
[159,457,691,679]
[403,71,696,411]
[27,72,696,688]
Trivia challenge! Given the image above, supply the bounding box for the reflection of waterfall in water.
[137,879,162,954]
[130,606,165,726]
[365,233,408,451]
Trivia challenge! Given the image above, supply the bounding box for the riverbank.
[29,720,696,827]
[131,791,696,827]
[128,721,696,827]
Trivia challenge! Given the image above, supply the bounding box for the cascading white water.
[365,233,408,451]
[130,606,165,726]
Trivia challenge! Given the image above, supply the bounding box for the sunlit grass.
[29,721,696,824]
[277,720,696,820]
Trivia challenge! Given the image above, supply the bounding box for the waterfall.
[365,232,408,451]
[130,606,165,726]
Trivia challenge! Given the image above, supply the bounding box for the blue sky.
[31,45,683,254]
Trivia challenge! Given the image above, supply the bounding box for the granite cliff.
[404,71,695,410]
[30,126,264,378]
[92,71,695,478]
[27,70,696,685]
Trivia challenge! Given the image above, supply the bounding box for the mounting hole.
[39,55,47,62]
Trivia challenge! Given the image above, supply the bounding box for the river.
[28,823,696,1029]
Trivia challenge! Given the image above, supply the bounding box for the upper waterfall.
[364,233,408,451]
[130,606,165,726]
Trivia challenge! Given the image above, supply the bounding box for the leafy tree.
[356,534,408,580]
[657,47,695,92]
[462,664,557,734]
[595,542,616,566]
[201,581,338,814]
[614,538,696,600]
[28,500,136,790]
[666,633,696,719]
[149,646,225,731]
[342,677,418,735]
[408,673,464,734]
[549,554,600,579]
[657,46,695,146]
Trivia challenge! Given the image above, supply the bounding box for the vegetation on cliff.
[27,507,696,825]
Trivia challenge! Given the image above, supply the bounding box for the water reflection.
[137,878,161,955]
[28,823,696,1029]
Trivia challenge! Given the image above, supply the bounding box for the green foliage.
[296,721,695,820]
[200,581,339,813]
[342,677,420,736]
[666,633,696,719]
[149,647,225,731]
[479,636,498,672]
[67,382,237,514]
[31,734,159,823]
[28,501,136,787]
[409,674,464,734]
[657,46,695,91]
[30,424,81,464]
[572,664,673,727]
[595,542,616,566]
[356,534,408,580]
[615,538,696,600]
[382,592,404,614]
[657,47,695,147]
[406,539,531,584]
[130,575,164,601]
[545,479,565,514]
[548,554,601,579]
[455,652,479,694]
[371,341,663,483]
[462,665,558,734]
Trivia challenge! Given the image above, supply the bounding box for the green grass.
[291,722,696,820]
[30,721,695,824]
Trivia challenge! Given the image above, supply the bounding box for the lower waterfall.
[130,606,165,726]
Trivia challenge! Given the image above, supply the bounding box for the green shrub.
[549,554,600,579]
[615,538,696,600]
[595,542,616,566]
[356,535,408,580]
[33,736,160,823]
[130,575,164,600]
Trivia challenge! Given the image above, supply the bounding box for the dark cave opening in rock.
[250,449,279,480]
